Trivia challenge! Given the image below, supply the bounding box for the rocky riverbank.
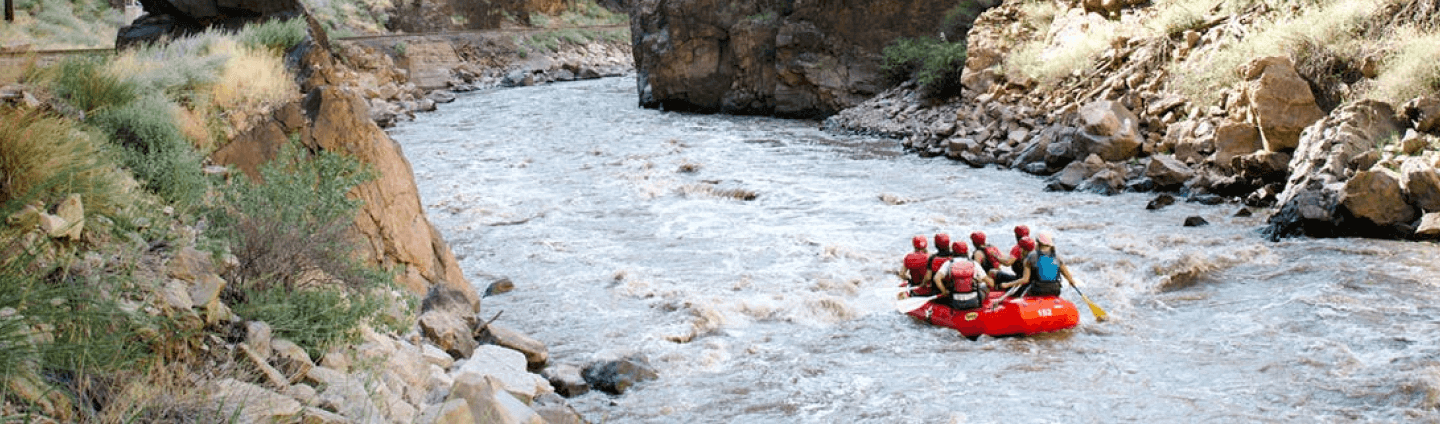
[3,0,637,420]
[824,1,1440,241]
[200,22,639,424]
[332,30,634,128]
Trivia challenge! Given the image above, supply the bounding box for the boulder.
[1054,154,1108,190]
[208,378,303,424]
[582,354,659,395]
[271,338,315,380]
[540,364,590,398]
[1044,127,1081,169]
[238,343,290,391]
[1418,213,1440,237]
[1145,155,1194,189]
[417,398,474,424]
[477,324,549,371]
[246,321,274,360]
[1210,121,1262,172]
[484,278,515,297]
[1240,57,1325,152]
[419,309,478,358]
[168,247,215,282]
[1402,157,1440,212]
[1146,194,1176,210]
[160,279,194,311]
[315,373,385,424]
[454,345,552,403]
[1400,130,1429,155]
[1342,169,1417,227]
[1403,94,1440,134]
[52,194,84,240]
[532,393,586,424]
[1234,150,1292,185]
[421,343,455,369]
[1078,168,1126,195]
[1076,100,1143,161]
[300,407,348,424]
[1183,216,1209,227]
[449,374,545,424]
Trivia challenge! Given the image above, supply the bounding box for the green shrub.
[939,2,986,41]
[43,56,137,113]
[882,37,969,98]
[238,18,309,54]
[530,12,553,28]
[208,140,399,357]
[230,285,388,358]
[559,0,627,26]
[91,95,208,209]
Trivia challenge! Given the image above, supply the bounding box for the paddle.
[986,284,1026,312]
[1069,283,1108,321]
[894,294,936,313]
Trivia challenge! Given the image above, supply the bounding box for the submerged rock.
[582,354,658,395]
[1147,194,1176,210]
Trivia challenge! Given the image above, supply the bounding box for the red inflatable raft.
[903,290,1080,338]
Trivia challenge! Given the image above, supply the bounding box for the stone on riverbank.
[1240,57,1325,152]
[478,323,550,371]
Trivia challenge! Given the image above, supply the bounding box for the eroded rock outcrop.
[632,0,1000,117]
[1264,100,1440,239]
[210,26,479,307]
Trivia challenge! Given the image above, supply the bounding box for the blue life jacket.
[1036,252,1061,284]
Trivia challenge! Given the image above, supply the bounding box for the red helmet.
[934,233,951,250]
[912,235,927,250]
[1018,236,1035,251]
[952,241,968,256]
[1014,225,1030,238]
[970,231,986,247]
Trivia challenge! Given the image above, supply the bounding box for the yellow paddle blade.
[1080,294,1108,321]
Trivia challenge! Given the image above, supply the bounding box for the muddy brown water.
[389,77,1440,423]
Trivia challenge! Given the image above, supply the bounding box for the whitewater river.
[389,77,1440,423]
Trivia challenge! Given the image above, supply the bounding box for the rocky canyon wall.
[630,0,997,118]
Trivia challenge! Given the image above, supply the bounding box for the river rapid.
[389,77,1440,423]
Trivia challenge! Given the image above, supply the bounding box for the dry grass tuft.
[0,108,137,224]
[1373,27,1440,105]
[1170,0,1403,106]
[1005,8,1134,85]
[211,38,297,115]
[103,34,296,152]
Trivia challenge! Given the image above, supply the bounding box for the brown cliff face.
[212,36,480,311]
[632,0,994,118]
